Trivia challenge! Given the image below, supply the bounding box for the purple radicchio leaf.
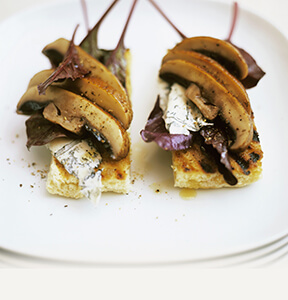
[200,126,238,185]
[141,98,238,185]
[226,2,265,88]
[37,25,90,95]
[140,96,194,151]
[25,113,77,149]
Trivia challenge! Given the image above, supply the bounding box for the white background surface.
[1,0,288,38]
[1,0,288,270]
[1,1,288,299]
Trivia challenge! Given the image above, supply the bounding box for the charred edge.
[249,152,260,163]
[253,130,260,142]
[230,153,250,175]
[116,171,124,179]
[199,138,237,185]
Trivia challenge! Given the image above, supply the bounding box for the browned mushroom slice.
[28,69,133,129]
[42,38,130,104]
[28,69,54,88]
[172,36,248,80]
[160,59,253,151]
[17,86,129,160]
[185,83,219,120]
[162,49,251,115]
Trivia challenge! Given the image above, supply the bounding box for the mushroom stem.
[185,83,219,120]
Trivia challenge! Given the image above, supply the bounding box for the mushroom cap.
[17,86,130,160]
[162,49,251,116]
[172,36,249,80]
[28,69,133,130]
[42,38,129,104]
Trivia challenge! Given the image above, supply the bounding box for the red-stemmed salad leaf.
[200,126,237,185]
[147,0,187,39]
[140,97,237,185]
[140,97,194,151]
[148,0,265,88]
[25,113,77,149]
[79,0,119,61]
[37,25,89,95]
[225,2,265,88]
[104,0,138,87]
[79,0,138,87]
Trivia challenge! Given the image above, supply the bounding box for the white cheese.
[49,138,102,205]
[159,81,212,135]
[157,78,171,113]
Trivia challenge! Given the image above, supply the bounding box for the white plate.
[0,0,288,264]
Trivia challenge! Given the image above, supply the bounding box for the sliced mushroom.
[28,69,54,88]
[160,59,253,151]
[28,69,133,129]
[42,38,129,104]
[172,36,249,80]
[185,83,219,120]
[17,86,129,160]
[162,49,251,115]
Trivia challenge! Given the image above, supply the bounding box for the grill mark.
[250,152,260,163]
[230,153,250,175]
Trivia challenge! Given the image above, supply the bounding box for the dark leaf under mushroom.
[140,96,237,185]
